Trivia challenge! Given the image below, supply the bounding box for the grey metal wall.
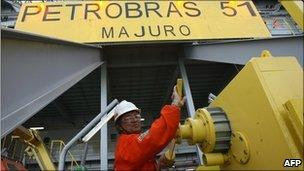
[1,28,102,137]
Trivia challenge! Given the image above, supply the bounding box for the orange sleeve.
[119,105,180,166]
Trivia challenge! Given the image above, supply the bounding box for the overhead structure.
[1,0,303,170]
[184,36,303,66]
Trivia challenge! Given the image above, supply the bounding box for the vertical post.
[81,142,89,166]
[100,62,108,170]
[178,58,195,116]
[178,57,204,165]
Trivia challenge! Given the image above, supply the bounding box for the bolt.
[239,136,243,141]
[240,159,244,163]
[244,150,247,155]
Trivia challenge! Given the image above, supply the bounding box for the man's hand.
[171,86,186,108]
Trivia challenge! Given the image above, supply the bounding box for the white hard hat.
[114,100,140,123]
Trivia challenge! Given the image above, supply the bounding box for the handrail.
[50,140,79,169]
[58,99,119,170]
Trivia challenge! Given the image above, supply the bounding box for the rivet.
[240,159,244,163]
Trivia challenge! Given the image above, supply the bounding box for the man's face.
[120,111,142,134]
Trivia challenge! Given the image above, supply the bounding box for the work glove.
[171,86,186,108]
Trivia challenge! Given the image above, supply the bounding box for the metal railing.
[50,140,79,170]
[58,99,119,170]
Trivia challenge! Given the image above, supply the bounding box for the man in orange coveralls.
[114,87,185,170]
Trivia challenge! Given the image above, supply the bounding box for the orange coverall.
[114,105,180,170]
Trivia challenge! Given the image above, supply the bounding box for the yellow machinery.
[170,51,303,170]
[12,126,56,170]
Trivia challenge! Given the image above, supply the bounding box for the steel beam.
[184,36,303,66]
[108,62,176,68]
[100,63,108,170]
[1,28,102,137]
[178,58,195,116]
[81,143,89,166]
[178,57,203,165]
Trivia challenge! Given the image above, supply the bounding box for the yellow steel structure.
[280,0,304,31]
[177,51,303,170]
[212,51,303,170]
[12,126,56,171]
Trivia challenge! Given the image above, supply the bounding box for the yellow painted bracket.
[260,50,273,58]
[176,78,183,98]
[280,0,304,31]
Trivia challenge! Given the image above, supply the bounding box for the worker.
[114,86,185,170]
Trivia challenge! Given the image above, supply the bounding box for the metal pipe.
[178,57,196,117]
[81,143,89,166]
[179,124,192,139]
[203,153,229,166]
[58,99,119,170]
[100,62,108,170]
